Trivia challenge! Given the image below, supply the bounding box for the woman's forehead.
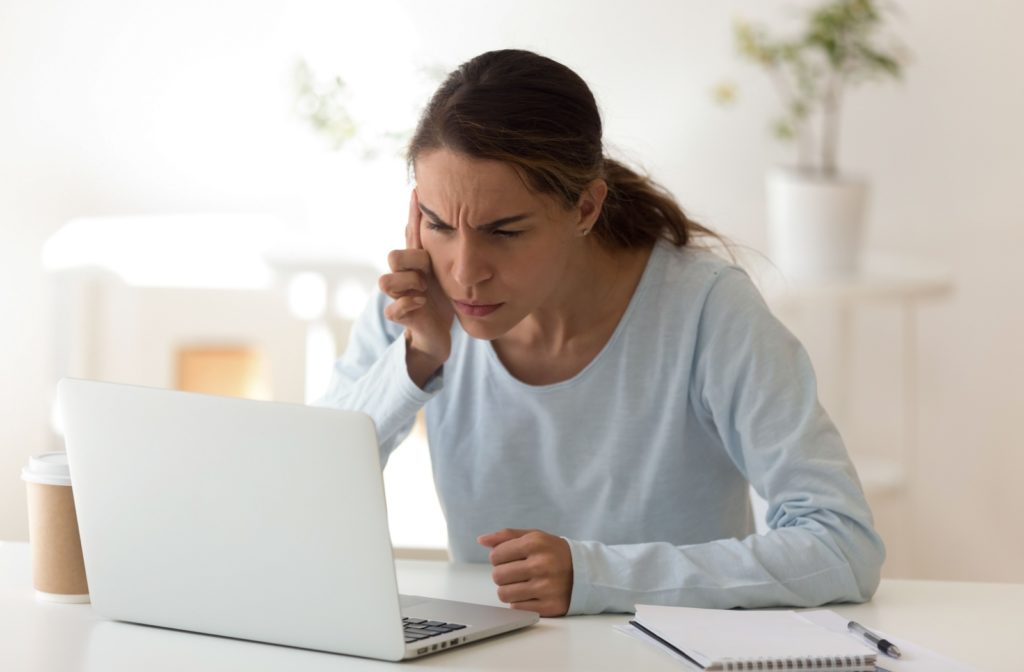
[415,149,539,207]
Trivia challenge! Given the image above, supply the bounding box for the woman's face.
[414,149,591,341]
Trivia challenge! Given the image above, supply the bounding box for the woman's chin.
[455,314,510,341]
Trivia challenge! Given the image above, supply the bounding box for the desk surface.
[1,541,1017,671]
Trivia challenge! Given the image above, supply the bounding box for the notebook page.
[635,605,875,665]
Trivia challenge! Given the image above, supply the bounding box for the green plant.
[292,59,447,162]
[292,59,361,152]
[719,0,908,176]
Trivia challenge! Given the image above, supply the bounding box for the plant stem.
[821,74,842,177]
[766,66,810,170]
[799,112,813,172]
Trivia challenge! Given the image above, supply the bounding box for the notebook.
[630,604,876,671]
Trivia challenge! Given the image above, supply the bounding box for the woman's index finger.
[406,187,423,250]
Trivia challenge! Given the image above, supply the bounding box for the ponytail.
[597,157,729,251]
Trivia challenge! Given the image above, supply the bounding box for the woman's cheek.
[424,243,452,294]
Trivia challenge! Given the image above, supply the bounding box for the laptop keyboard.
[402,617,467,644]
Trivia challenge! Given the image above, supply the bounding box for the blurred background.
[1,0,1021,581]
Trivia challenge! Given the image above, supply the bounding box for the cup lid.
[21,452,72,486]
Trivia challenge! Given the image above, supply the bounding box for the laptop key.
[405,628,438,638]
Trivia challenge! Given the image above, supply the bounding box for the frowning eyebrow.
[418,203,532,232]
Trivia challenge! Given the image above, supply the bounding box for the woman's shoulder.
[639,241,772,332]
[651,240,780,338]
[651,240,747,296]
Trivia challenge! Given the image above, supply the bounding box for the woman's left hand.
[477,528,573,617]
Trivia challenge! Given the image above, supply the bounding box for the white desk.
[1,541,1017,671]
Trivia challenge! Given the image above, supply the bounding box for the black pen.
[848,620,902,659]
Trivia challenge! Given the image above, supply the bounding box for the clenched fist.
[478,528,574,617]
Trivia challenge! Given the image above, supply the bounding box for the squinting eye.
[493,230,523,239]
[426,221,453,233]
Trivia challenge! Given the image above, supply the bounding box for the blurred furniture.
[261,238,379,403]
[757,253,954,495]
[41,215,378,445]
[42,215,295,417]
[176,346,271,399]
[0,540,1014,670]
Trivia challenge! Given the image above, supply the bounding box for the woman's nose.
[451,235,493,288]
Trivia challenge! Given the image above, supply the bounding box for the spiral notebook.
[630,604,876,671]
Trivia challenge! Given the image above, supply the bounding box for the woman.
[314,49,885,617]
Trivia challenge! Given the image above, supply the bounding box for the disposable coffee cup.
[21,452,90,603]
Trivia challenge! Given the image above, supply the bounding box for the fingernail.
[413,296,426,305]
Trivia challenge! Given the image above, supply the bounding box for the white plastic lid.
[21,452,73,487]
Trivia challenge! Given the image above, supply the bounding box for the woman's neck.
[499,242,653,357]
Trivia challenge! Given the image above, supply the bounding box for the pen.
[847,620,901,659]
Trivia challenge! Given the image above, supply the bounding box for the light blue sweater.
[313,241,885,615]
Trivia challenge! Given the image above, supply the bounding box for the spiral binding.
[715,655,874,671]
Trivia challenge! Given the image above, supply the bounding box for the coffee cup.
[21,452,90,603]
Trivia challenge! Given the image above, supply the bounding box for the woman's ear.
[575,178,608,233]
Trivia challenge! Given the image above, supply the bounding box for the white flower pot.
[765,168,869,281]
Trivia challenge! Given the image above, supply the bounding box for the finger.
[492,559,533,586]
[477,528,530,548]
[387,248,431,274]
[512,599,567,618]
[496,580,537,605]
[383,295,427,323]
[406,188,423,250]
[488,537,536,567]
[378,271,427,298]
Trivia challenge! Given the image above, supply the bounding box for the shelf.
[749,252,954,307]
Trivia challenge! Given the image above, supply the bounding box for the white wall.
[1,0,1022,582]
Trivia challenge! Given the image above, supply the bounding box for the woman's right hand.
[380,188,454,388]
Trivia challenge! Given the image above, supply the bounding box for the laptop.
[57,378,538,661]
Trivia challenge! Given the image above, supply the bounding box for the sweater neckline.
[482,241,666,392]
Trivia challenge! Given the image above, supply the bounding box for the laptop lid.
[59,378,408,661]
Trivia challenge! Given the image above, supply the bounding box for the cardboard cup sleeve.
[25,481,90,602]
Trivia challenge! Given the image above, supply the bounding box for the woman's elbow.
[844,526,886,602]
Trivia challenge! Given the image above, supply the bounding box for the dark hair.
[407,49,725,251]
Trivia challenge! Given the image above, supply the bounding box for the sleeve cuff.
[564,537,596,615]
[365,336,443,447]
[390,335,444,402]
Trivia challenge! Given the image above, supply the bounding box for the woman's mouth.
[453,300,504,317]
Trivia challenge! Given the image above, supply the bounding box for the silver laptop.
[57,378,537,661]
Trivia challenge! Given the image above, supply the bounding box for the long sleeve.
[563,267,885,615]
[311,291,442,465]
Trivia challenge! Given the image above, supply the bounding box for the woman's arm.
[562,267,885,614]
[311,290,443,466]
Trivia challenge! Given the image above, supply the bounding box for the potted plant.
[717,0,908,280]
